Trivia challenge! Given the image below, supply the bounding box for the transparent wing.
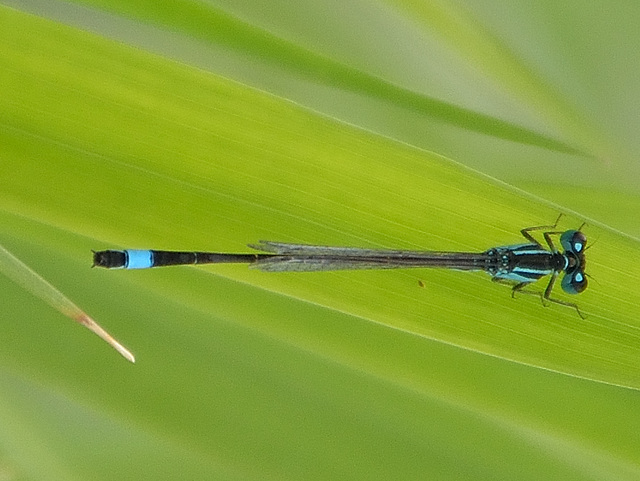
[248,241,488,272]
[250,241,440,257]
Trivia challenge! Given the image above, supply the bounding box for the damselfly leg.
[520,213,564,250]
[505,274,585,319]
[542,272,585,319]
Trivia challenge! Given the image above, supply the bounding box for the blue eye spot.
[575,273,583,282]
[574,242,583,252]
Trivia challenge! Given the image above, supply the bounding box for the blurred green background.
[1,1,639,480]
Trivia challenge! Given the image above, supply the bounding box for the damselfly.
[93,215,588,317]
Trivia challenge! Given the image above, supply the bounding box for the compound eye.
[560,230,587,254]
[561,270,588,294]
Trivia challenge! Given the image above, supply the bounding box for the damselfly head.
[560,230,587,255]
[560,228,588,295]
[561,268,588,294]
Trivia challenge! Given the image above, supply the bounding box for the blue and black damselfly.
[93,215,588,317]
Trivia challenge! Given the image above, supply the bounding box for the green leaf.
[1,2,639,480]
